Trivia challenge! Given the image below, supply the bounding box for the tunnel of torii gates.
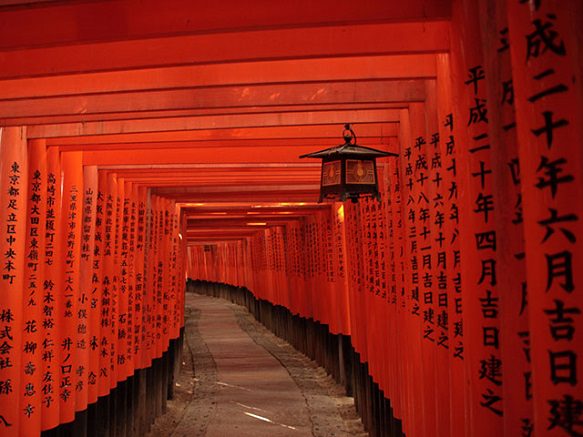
[0,0,581,436]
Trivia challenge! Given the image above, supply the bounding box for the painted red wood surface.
[0,1,581,435]
[0,128,28,436]
[19,139,46,436]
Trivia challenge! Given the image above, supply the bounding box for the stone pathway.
[148,293,367,437]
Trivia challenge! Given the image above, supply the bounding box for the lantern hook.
[343,123,357,145]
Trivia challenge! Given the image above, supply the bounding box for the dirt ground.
[147,293,367,437]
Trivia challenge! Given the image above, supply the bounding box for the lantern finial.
[343,123,356,145]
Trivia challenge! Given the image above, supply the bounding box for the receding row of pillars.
[189,279,404,437]
[41,332,184,437]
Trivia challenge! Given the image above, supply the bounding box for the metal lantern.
[300,124,398,203]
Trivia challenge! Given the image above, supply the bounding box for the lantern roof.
[300,123,398,160]
[299,143,398,159]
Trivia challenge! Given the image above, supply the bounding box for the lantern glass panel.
[345,159,375,184]
[322,160,341,186]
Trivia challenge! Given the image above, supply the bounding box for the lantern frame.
[300,124,398,203]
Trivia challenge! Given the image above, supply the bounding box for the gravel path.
[148,293,367,437]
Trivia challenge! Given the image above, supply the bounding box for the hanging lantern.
[300,124,398,202]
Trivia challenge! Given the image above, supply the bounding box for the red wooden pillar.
[375,194,388,393]
[435,54,466,437]
[171,204,182,338]
[265,226,275,306]
[363,197,378,386]
[475,0,535,434]
[123,181,136,377]
[398,104,434,436]
[161,198,170,351]
[278,224,290,311]
[147,195,158,362]
[164,199,174,347]
[384,158,404,421]
[162,198,174,351]
[99,172,118,396]
[334,203,351,336]
[42,146,62,430]
[154,195,164,359]
[122,182,139,370]
[316,211,329,326]
[397,108,416,436]
[94,171,107,396]
[344,202,359,352]
[116,180,130,379]
[416,100,439,436]
[83,166,101,406]
[288,221,301,316]
[0,127,28,435]
[19,139,46,436]
[140,189,153,369]
[357,199,369,365]
[75,164,97,413]
[348,201,362,362]
[178,207,187,330]
[377,175,390,396]
[424,79,453,437]
[134,186,147,370]
[59,151,83,424]
[302,217,314,320]
[506,1,583,436]
[450,0,507,434]
[111,176,124,383]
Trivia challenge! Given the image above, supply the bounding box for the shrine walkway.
[148,293,366,437]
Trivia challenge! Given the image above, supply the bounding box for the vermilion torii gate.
[0,0,581,436]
